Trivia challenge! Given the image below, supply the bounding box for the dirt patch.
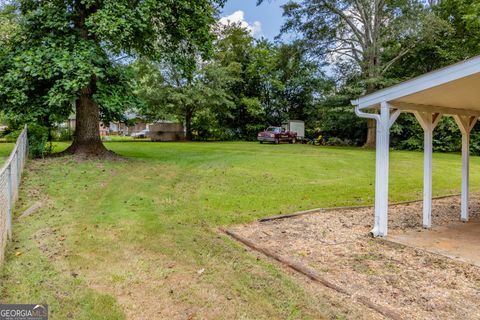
[33,227,67,260]
[229,195,480,320]
[68,223,251,320]
[80,244,257,320]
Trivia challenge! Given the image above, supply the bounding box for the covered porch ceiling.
[352,55,480,116]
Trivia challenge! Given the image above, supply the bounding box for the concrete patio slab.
[388,221,480,267]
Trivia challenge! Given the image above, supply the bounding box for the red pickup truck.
[257,127,297,144]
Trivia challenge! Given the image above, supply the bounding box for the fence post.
[16,149,20,185]
[6,164,12,240]
[25,130,29,160]
[13,153,17,202]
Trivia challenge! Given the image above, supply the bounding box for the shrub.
[53,127,74,142]
[325,137,352,146]
[26,124,50,158]
[3,130,19,143]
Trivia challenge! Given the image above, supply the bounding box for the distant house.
[149,121,186,142]
[112,114,186,141]
[65,113,185,141]
[108,122,128,136]
[67,115,75,129]
[108,113,147,136]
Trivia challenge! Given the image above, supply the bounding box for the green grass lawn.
[0,143,13,163]
[1,142,479,319]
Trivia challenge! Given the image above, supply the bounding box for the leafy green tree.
[267,0,432,147]
[315,78,367,145]
[213,24,267,139]
[266,42,330,129]
[138,23,330,141]
[0,2,17,45]
[0,0,224,157]
[135,59,240,140]
[385,0,480,79]
[384,0,480,154]
[0,3,19,128]
[211,24,329,140]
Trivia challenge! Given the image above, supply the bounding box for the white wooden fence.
[0,126,28,263]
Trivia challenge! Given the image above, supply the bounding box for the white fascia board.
[351,55,480,109]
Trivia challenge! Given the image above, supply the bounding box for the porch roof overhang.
[351,55,480,116]
[350,55,480,238]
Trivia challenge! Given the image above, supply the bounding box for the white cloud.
[219,11,263,38]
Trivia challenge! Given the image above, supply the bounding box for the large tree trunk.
[62,78,112,158]
[60,4,114,158]
[363,71,378,148]
[364,119,376,148]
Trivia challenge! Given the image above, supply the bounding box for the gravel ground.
[230,195,480,319]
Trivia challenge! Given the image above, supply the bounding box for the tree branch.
[321,1,366,51]
[381,46,413,75]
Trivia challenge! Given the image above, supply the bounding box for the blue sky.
[220,0,290,40]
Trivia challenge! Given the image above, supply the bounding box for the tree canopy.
[0,0,225,156]
[135,23,330,141]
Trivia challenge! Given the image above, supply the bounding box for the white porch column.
[414,112,442,228]
[454,115,478,222]
[371,102,400,237]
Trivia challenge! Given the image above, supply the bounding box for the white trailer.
[282,120,305,140]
